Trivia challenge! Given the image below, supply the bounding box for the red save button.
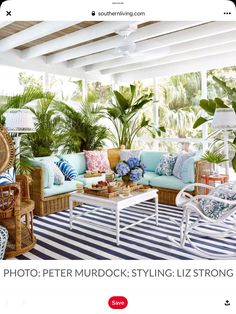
[108,296,128,309]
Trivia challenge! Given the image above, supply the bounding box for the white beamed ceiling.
[0,21,236,82]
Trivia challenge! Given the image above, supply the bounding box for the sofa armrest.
[30,166,44,201]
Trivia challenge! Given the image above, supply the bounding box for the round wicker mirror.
[0,124,15,173]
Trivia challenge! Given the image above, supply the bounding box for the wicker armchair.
[0,225,8,259]
[0,175,36,258]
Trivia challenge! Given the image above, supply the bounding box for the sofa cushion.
[60,152,86,175]
[150,175,194,192]
[200,183,236,219]
[44,180,81,198]
[181,156,196,183]
[84,150,111,172]
[76,173,106,187]
[156,154,177,176]
[29,158,54,189]
[173,152,195,179]
[0,167,16,185]
[140,151,165,172]
[56,159,78,181]
[138,171,157,185]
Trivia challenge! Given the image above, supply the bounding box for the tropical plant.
[55,101,110,153]
[21,94,61,157]
[193,76,236,172]
[201,150,228,164]
[105,84,165,149]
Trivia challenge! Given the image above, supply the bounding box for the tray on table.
[84,173,102,178]
[84,187,119,198]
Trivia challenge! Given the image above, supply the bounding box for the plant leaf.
[113,90,129,111]
[199,99,216,115]
[193,117,209,129]
[214,97,228,108]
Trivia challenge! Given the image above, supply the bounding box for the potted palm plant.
[105,84,165,149]
[200,150,228,175]
[55,101,110,153]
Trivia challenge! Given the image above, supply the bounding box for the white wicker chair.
[169,183,236,258]
[0,225,8,260]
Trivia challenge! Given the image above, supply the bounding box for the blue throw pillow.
[56,159,78,181]
[156,154,177,176]
[0,167,16,185]
[200,183,236,220]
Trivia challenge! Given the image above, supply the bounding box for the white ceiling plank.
[113,51,236,83]
[101,41,236,75]
[0,49,101,81]
[0,21,14,29]
[68,49,121,68]
[134,22,236,53]
[0,21,80,52]
[22,21,136,59]
[49,21,205,64]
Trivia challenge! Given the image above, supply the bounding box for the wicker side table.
[0,226,8,260]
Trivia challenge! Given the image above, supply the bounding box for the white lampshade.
[5,109,36,133]
[212,108,236,130]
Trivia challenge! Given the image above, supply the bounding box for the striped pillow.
[56,160,78,181]
[0,167,16,185]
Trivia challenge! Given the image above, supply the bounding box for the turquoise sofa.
[29,151,199,216]
[139,151,198,205]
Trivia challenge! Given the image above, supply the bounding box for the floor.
[13,201,236,260]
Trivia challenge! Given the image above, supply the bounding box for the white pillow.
[120,149,141,162]
[43,160,65,185]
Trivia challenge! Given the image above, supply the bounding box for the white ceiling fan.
[115,24,139,56]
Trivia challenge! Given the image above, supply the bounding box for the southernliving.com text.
[97,11,146,17]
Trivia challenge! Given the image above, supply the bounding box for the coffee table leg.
[155,195,158,225]
[69,198,73,230]
[116,208,120,246]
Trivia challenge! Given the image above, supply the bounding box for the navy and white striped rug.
[15,201,236,260]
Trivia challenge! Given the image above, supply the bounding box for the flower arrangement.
[116,157,146,185]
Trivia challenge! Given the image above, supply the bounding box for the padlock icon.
[91,11,95,16]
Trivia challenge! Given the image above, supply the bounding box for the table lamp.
[212,108,236,175]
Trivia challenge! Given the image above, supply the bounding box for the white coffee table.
[69,189,158,246]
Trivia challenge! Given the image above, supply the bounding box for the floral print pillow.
[84,150,111,172]
[156,154,177,176]
[200,183,236,220]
